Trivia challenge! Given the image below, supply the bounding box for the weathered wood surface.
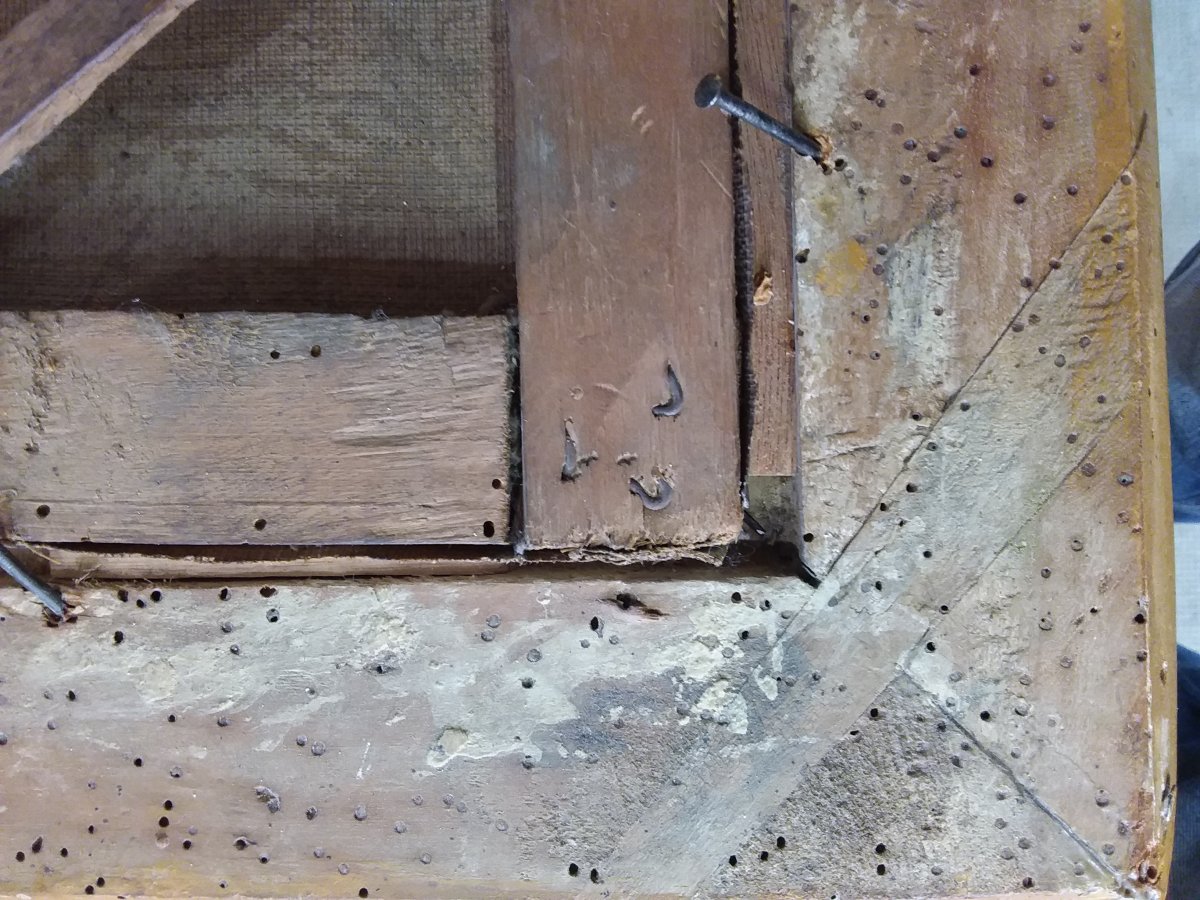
[735,0,798,477]
[0,0,1172,896]
[0,152,1177,889]
[610,156,1170,896]
[0,0,198,176]
[0,373,1168,900]
[0,0,514,317]
[510,0,741,552]
[791,0,1158,578]
[0,312,512,545]
[0,3,49,38]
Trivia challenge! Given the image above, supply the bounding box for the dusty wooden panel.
[791,0,1154,576]
[0,163,1172,893]
[0,558,1149,899]
[510,0,741,551]
[903,406,1162,881]
[0,9,1169,896]
[0,0,513,317]
[709,676,1113,896]
[597,160,1168,895]
[0,179,1170,900]
[0,575,811,898]
[0,0,198,176]
[735,0,797,476]
[0,312,512,545]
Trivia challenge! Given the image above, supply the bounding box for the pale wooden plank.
[735,0,798,476]
[1128,1,1177,886]
[509,0,742,551]
[0,574,810,898]
[791,0,1153,577]
[0,569,1138,897]
[0,0,200,175]
[903,408,1166,888]
[0,312,512,545]
[708,676,1118,895]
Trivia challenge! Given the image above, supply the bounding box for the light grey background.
[1153,0,1200,650]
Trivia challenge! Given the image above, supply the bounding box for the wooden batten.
[0,312,513,546]
[509,0,742,552]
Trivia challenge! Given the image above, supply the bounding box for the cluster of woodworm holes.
[75,502,1132,885]
[90,563,1134,879]
[796,18,1119,557]
[110,585,280,647]
[796,19,1146,750]
[25,595,1071,895]
[76,584,422,896]
[568,837,793,884]
[12,837,107,894]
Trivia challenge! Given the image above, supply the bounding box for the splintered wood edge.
[18,546,519,582]
[0,0,202,175]
[3,547,733,584]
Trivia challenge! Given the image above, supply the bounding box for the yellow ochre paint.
[1090,0,1133,179]
[814,239,870,296]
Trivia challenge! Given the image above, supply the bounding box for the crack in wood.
[820,145,1150,578]
[911,674,1129,890]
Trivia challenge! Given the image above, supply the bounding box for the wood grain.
[0,1,1171,895]
[735,0,797,476]
[902,407,1164,886]
[790,0,1155,577]
[510,0,741,551]
[0,0,198,175]
[0,2,47,38]
[0,146,1172,896]
[0,312,512,545]
[1125,1,1176,885]
[0,574,809,898]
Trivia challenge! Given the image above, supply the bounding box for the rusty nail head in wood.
[693,74,823,160]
